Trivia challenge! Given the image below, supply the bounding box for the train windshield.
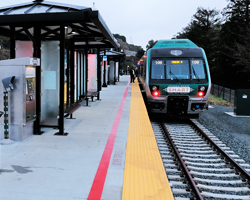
[166,60,189,79]
[151,58,207,82]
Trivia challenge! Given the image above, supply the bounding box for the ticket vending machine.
[0,57,40,141]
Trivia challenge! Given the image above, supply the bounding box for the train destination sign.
[165,86,191,93]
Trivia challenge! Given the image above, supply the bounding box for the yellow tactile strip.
[122,81,174,200]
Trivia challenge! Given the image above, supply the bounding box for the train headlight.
[197,85,207,97]
[200,86,206,91]
[150,85,160,97]
[152,86,158,91]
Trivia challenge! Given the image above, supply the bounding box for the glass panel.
[151,60,165,79]
[166,60,190,79]
[27,5,51,14]
[74,52,77,102]
[64,49,67,103]
[41,41,60,125]
[88,54,97,90]
[16,41,33,58]
[47,7,68,13]
[191,60,206,79]
[78,52,81,100]
[8,6,31,15]
[84,54,87,94]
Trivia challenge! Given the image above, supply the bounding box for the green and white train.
[138,39,211,117]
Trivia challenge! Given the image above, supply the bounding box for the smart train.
[137,39,211,117]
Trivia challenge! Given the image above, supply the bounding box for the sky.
[0,0,229,50]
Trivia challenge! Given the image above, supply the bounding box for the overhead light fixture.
[95,37,103,42]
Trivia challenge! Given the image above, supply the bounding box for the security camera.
[2,76,15,92]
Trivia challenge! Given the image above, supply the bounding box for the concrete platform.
[0,75,174,200]
[0,75,131,200]
[225,112,250,117]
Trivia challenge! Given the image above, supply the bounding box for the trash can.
[234,89,250,115]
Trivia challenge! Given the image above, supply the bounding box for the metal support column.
[55,25,68,136]
[118,59,121,82]
[10,26,15,59]
[114,60,116,85]
[33,26,43,135]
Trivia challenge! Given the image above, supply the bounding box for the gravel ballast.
[198,105,250,164]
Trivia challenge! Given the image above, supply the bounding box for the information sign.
[103,55,107,61]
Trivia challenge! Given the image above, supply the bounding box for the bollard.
[1,75,15,145]
[3,92,9,139]
[1,91,14,144]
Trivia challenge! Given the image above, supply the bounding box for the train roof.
[153,39,198,48]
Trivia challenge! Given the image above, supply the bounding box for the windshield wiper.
[169,70,180,83]
[192,66,200,81]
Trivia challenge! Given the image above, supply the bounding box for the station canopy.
[0,0,120,49]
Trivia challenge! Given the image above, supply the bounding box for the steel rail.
[159,121,204,200]
[189,119,250,187]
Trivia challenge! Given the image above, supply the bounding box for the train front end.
[144,39,211,117]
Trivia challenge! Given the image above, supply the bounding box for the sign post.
[102,54,108,87]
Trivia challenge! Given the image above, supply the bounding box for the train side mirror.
[2,76,15,92]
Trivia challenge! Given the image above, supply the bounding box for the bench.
[64,103,81,118]
[85,90,99,106]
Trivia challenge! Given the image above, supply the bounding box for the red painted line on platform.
[87,81,130,200]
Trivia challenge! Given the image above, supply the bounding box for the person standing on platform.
[129,67,135,83]
[135,67,139,81]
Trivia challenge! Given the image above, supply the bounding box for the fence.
[210,84,235,103]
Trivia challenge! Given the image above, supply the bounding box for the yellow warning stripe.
[122,81,174,200]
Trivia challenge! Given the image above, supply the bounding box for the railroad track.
[151,119,250,200]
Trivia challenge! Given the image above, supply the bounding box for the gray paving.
[0,75,131,200]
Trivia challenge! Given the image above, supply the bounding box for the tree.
[136,48,145,59]
[146,39,158,50]
[0,36,10,49]
[113,34,126,43]
[176,7,221,68]
[0,36,10,60]
[216,0,250,86]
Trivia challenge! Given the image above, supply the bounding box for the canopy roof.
[0,0,119,49]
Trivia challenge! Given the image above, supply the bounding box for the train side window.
[151,60,165,79]
[191,60,206,79]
